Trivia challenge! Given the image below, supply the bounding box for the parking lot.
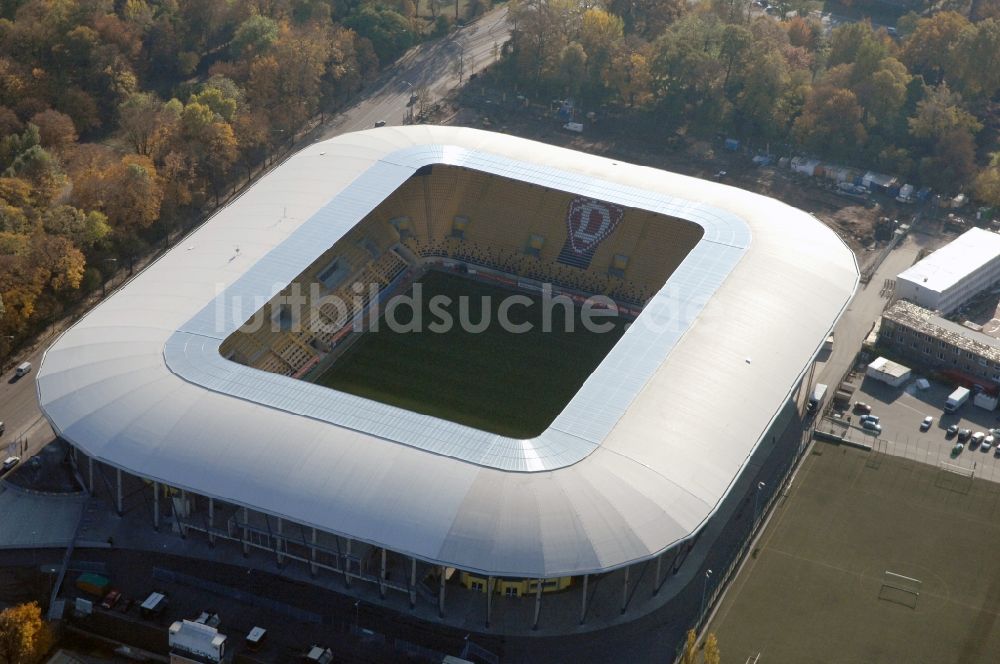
[828,375,1000,482]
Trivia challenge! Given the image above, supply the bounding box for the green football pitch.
[316,270,628,438]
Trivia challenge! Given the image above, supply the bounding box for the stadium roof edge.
[37,126,858,577]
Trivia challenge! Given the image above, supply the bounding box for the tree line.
[498,0,1000,203]
[0,0,492,360]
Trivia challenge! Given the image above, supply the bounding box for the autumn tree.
[900,11,971,85]
[175,101,237,205]
[609,43,653,107]
[793,86,867,161]
[0,602,53,664]
[579,8,624,93]
[680,629,698,664]
[29,110,77,153]
[118,92,169,156]
[703,633,721,664]
[72,153,164,231]
[786,16,817,50]
[608,0,685,37]
[974,153,1000,206]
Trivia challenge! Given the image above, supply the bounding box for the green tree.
[557,42,587,98]
[953,18,1000,100]
[231,15,280,59]
[908,83,981,141]
[118,92,166,156]
[853,57,911,127]
[918,128,977,193]
[344,5,414,64]
[42,205,109,249]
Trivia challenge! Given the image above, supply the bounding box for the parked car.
[971,431,986,448]
[0,421,4,435]
[1,456,19,472]
[920,416,934,431]
[854,402,872,414]
[862,420,882,434]
[373,120,386,128]
[860,414,880,425]
[101,589,122,610]
[984,436,994,452]
[946,424,959,438]
[118,596,133,613]
[958,428,972,442]
[952,442,965,457]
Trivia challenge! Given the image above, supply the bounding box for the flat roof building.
[879,300,1000,387]
[895,228,1000,314]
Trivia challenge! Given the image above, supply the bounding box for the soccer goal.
[936,461,975,494]
[940,462,975,478]
[878,570,922,609]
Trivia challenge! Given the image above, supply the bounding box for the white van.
[15,362,31,378]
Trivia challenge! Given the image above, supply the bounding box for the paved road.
[318,5,510,138]
[0,6,513,467]
[0,345,54,462]
[810,229,938,403]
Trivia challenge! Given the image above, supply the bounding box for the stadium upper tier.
[37,127,858,578]
[219,164,702,379]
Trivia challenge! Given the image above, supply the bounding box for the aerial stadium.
[36,126,858,646]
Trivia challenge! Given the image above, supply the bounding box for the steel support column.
[310,528,318,576]
[153,482,160,530]
[486,576,494,628]
[275,517,284,566]
[438,566,446,618]
[242,507,249,556]
[344,539,353,588]
[621,565,630,614]
[654,554,662,596]
[208,497,215,546]
[532,579,543,630]
[115,468,123,515]
[178,490,187,538]
[379,548,387,599]
[579,574,589,625]
[409,558,417,608]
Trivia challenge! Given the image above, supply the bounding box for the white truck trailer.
[945,387,971,413]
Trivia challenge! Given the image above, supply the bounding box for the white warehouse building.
[896,227,1000,314]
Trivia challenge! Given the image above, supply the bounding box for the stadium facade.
[37,127,858,639]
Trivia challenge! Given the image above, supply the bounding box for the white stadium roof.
[37,126,858,578]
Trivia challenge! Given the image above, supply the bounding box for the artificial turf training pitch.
[316,270,628,438]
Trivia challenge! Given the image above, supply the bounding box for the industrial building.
[878,300,1000,388]
[895,227,1000,314]
[36,127,857,643]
